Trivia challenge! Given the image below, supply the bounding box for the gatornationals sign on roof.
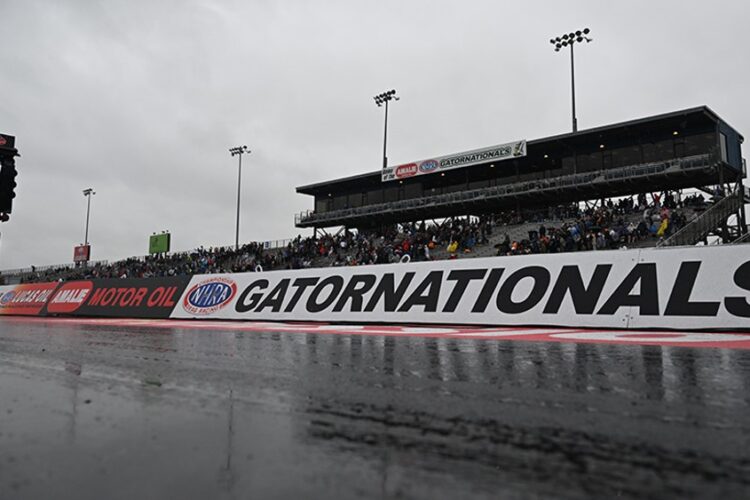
[382,139,526,182]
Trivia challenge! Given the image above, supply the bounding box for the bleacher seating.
[0,192,726,285]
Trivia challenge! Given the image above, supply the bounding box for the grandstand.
[2,106,747,285]
[295,106,747,245]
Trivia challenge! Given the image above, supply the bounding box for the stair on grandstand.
[658,191,744,247]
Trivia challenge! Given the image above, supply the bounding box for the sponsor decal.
[73,244,91,263]
[41,277,192,319]
[89,284,180,310]
[382,139,527,182]
[394,163,418,179]
[0,283,60,316]
[183,277,238,315]
[439,143,518,168]
[418,159,438,172]
[0,290,16,305]
[47,281,94,314]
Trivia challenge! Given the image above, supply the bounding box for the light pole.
[374,89,399,169]
[82,188,95,245]
[550,28,592,132]
[229,145,250,250]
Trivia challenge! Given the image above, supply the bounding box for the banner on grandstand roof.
[0,282,60,316]
[41,276,192,319]
[382,139,526,182]
[170,245,750,330]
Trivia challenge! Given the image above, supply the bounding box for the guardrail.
[1,260,110,278]
[262,238,293,250]
[731,231,750,244]
[0,238,297,279]
[297,154,715,225]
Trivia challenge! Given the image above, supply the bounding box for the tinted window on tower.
[720,132,728,162]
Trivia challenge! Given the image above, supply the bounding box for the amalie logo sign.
[395,163,418,179]
[183,277,238,315]
[47,281,94,314]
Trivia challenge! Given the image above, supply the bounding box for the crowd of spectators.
[17,190,706,283]
[21,243,272,283]
[289,215,494,267]
[494,191,699,256]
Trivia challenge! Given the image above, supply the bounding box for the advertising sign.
[171,246,750,330]
[0,282,60,316]
[73,244,91,263]
[43,276,191,319]
[149,233,171,254]
[382,140,527,182]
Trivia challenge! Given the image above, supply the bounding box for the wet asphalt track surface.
[1,318,750,499]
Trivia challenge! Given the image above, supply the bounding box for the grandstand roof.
[296,105,741,196]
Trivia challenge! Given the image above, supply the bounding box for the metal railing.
[262,238,294,250]
[731,231,750,244]
[658,191,743,247]
[297,154,715,225]
[0,239,297,280]
[1,260,110,278]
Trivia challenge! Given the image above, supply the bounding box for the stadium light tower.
[373,89,399,169]
[82,188,95,246]
[229,145,250,251]
[550,28,593,132]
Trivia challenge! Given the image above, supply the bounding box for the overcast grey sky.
[0,0,748,269]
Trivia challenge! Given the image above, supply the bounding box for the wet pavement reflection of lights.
[0,317,749,499]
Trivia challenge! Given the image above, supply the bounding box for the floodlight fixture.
[549,27,593,132]
[229,145,251,250]
[229,145,249,156]
[82,187,96,246]
[373,88,399,168]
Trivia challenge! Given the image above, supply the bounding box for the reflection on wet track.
[1,317,749,499]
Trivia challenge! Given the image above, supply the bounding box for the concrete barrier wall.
[170,246,750,330]
[2,246,747,330]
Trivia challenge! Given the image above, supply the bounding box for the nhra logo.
[183,277,238,315]
[419,160,438,172]
[395,163,418,179]
[0,291,15,305]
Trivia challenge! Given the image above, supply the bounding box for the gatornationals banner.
[171,245,750,330]
[382,139,526,182]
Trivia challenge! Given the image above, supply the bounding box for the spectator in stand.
[18,193,702,284]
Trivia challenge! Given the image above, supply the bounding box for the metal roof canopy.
[296,106,742,196]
